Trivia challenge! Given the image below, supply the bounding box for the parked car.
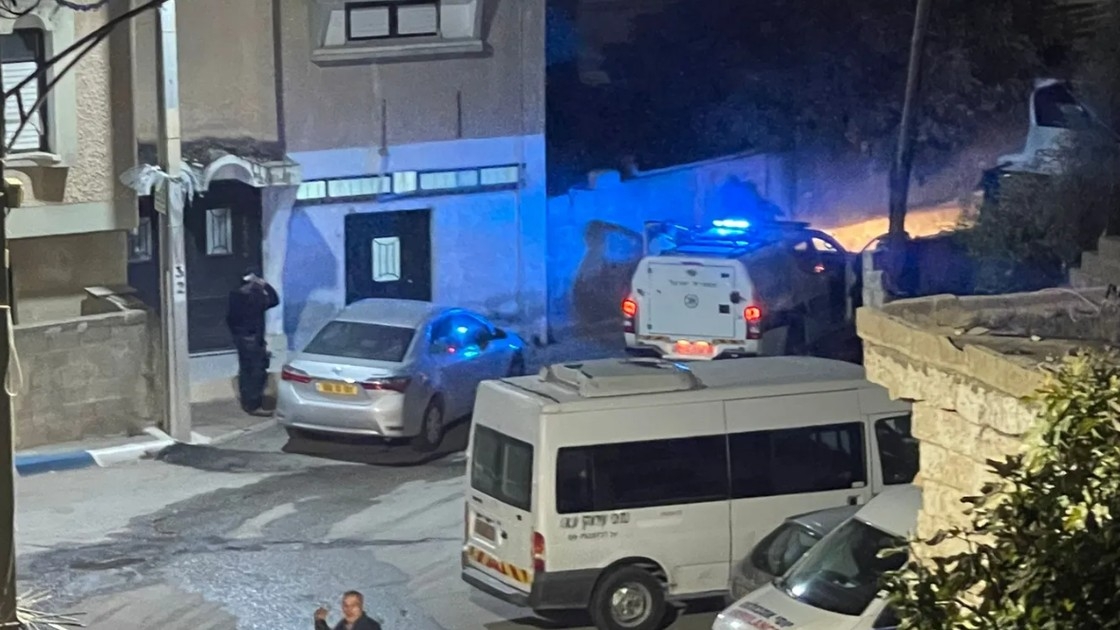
[277,299,526,452]
[729,504,858,601]
[713,485,919,630]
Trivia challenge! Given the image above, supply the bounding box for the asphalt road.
[16,421,722,630]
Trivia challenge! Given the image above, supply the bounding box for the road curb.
[15,431,173,477]
[13,418,276,476]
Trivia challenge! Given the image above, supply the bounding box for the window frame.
[344,0,440,42]
[470,425,534,511]
[1,27,49,154]
[874,414,920,486]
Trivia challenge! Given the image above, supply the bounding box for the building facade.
[127,0,547,364]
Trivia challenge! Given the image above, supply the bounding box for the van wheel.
[411,397,445,453]
[590,566,666,630]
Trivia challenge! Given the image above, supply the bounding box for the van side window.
[876,415,920,485]
[555,435,728,514]
[730,422,866,498]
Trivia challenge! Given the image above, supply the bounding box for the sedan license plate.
[675,340,713,356]
[474,518,497,543]
[315,381,359,396]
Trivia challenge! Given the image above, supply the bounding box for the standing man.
[226,268,279,416]
[314,591,382,630]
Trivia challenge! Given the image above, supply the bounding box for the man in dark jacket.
[314,591,382,630]
[226,268,279,415]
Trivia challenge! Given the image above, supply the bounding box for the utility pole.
[884,0,934,296]
[156,0,191,442]
[888,0,933,238]
[0,40,14,629]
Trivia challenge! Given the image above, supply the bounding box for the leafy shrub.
[883,350,1120,628]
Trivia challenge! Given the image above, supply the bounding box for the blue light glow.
[455,326,469,334]
[711,227,745,237]
[712,218,751,230]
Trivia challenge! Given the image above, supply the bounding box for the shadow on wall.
[571,220,643,334]
[282,209,339,351]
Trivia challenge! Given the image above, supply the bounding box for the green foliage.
[883,351,1120,629]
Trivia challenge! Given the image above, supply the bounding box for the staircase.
[1070,235,1120,288]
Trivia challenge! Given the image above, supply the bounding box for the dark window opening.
[731,422,867,498]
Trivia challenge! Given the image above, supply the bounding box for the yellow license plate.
[315,381,359,396]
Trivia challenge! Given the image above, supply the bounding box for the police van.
[460,357,917,630]
[624,219,855,361]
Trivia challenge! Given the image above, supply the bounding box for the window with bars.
[295,165,522,204]
[1,29,48,153]
[345,0,439,41]
[206,208,233,256]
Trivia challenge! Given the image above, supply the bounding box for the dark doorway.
[127,181,264,354]
[344,209,432,304]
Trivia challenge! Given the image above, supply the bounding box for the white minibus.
[461,357,917,630]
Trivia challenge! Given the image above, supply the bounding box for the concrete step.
[1068,267,1101,289]
[1098,234,1120,262]
[1079,251,1120,286]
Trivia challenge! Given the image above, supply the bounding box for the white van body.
[624,221,852,361]
[461,357,915,630]
[713,485,921,630]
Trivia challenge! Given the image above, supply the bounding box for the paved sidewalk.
[14,401,275,476]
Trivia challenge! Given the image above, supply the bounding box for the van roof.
[502,356,874,412]
[853,485,921,537]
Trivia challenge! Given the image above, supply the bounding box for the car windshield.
[302,321,415,363]
[749,522,823,578]
[779,519,906,617]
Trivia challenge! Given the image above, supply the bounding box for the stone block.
[919,441,995,494]
[953,380,1035,437]
[913,406,983,454]
[1098,235,1120,262]
[79,322,114,344]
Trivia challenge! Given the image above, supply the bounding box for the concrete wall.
[281,134,547,351]
[278,0,545,152]
[13,308,157,449]
[854,291,1107,555]
[11,232,128,322]
[546,152,791,335]
[131,0,279,143]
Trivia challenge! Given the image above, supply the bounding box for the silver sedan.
[276,299,526,452]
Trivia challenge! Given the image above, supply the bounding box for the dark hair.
[342,591,363,605]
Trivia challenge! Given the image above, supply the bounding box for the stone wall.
[13,308,158,450]
[1071,234,1120,288]
[856,290,1107,552]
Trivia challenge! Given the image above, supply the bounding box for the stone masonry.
[856,288,1113,554]
[12,308,158,449]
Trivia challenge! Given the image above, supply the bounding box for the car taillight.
[361,376,411,392]
[744,305,762,340]
[532,531,545,573]
[281,364,312,383]
[622,297,638,333]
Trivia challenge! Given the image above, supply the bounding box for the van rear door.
[464,382,539,597]
[646,259,739,338]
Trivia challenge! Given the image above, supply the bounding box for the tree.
[883,350,1120,629]
[959,4,1120,294]
[556,0,1073,177]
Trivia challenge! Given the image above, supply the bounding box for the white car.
[713,485,919,630]
[624,219,854,361]
[277,299,526,452]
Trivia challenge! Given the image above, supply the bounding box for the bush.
[883,351,1120,629]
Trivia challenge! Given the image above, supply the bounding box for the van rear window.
[471,426,534,511]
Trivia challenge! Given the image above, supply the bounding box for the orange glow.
[743,306,762,323]
[621,298,638,318]
[820,203,964,252]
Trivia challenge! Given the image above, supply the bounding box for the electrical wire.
[0,0,42,20]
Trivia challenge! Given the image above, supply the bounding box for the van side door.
[725,391,873,573]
